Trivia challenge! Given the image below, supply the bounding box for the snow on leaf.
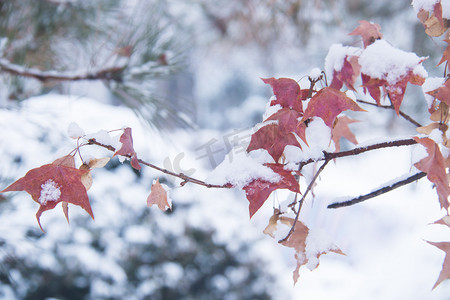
[247,123,302,163]
[1,163,93,231]
[427,241,450,289]
[349,20,383,48]
[262,77,304,112]
[427,79,450,107]
[330,55,361,91]
[243,164,299,218]
[147,178,172,211]
[302,87,365,128]
[278,217,345,284]
[413,137,449,211]
[331,116,359,153]
[113,127,141,171]
[359,39,427,114]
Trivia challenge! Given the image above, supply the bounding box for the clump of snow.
[85,129,116,147]
[411,0,450,19]
[324,44,361,81]
[429,128,444,144]
[207,148,279,188]
[309,68,322,81]
[262,99,282,120]
[304,228,340,270]
[345,90,357,101]
[39,179,61,205]
[284,118,333,166]
[68,122,85,139]
[359,39,428,85]
[422,77,445,108]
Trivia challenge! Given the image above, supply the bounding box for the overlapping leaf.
[303,87,365,127]
[114,127,141,171]
[330,55,361,91]
[1,160,93,231]
[243,164,300,218]
[262,77,305,112]
[247,124,302,163]
[331,116,359,152]
[264,212,344,284]
[413,137,449,211]
[349,20,383,48]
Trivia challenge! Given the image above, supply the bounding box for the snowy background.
[0,0,450,299]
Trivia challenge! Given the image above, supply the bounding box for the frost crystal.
[39,180,61,205]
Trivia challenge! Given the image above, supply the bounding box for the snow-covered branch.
[0,58,125,82]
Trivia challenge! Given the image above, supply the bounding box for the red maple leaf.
[1,163,93,231]
[438,40,450,66]
[147,178,172,211]
[262,77,304,112]
[247,123,302,162]
[302,87,365,127]
[265,108,308,144]
[413,137,449,211]
[362,69,426,115]
[330,56,361,91]
[243,163,300,218]
[277,217,345,284]
[114,127,141,171]
[427,79,450,107]
[349,20,383,48]
[331,116,359,152]
[427,241,450,289]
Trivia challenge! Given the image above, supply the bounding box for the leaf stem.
[85,138,230,189]
[327,171,427,208]
[279,159,330,243]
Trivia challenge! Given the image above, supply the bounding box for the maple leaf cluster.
[0,128,171,231]
[2,6,450,290]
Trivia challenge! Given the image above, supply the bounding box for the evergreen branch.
[0,58,125,82]
[357,99,422,127]
[279,159,330,243]
[299,138,417,169]
[86,138,230,189]
[327,172,427,208]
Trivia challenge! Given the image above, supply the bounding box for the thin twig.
[86,138,229,189]
[357,99,422,127]
[327,172,427,208]
[0,58,125,82]
[279,159,330,243]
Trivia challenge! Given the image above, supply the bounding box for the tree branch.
[279,159,330,243]
[299,138,418,169]
[0,58,125,82]
[86,138,230,189]
[357,99,422,127]
[327,171,427,208]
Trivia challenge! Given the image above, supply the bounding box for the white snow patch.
[305,228,340,270]
[359,39,427,85]
[263,100,282,120]
[207,149,279,188]
[429,128,444,144]
[39,179,61,205]
[412,0,449,19]
[422,77,445,108]
[67,122,85,139]
[324,44,361,81]
[309,68,323,81]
